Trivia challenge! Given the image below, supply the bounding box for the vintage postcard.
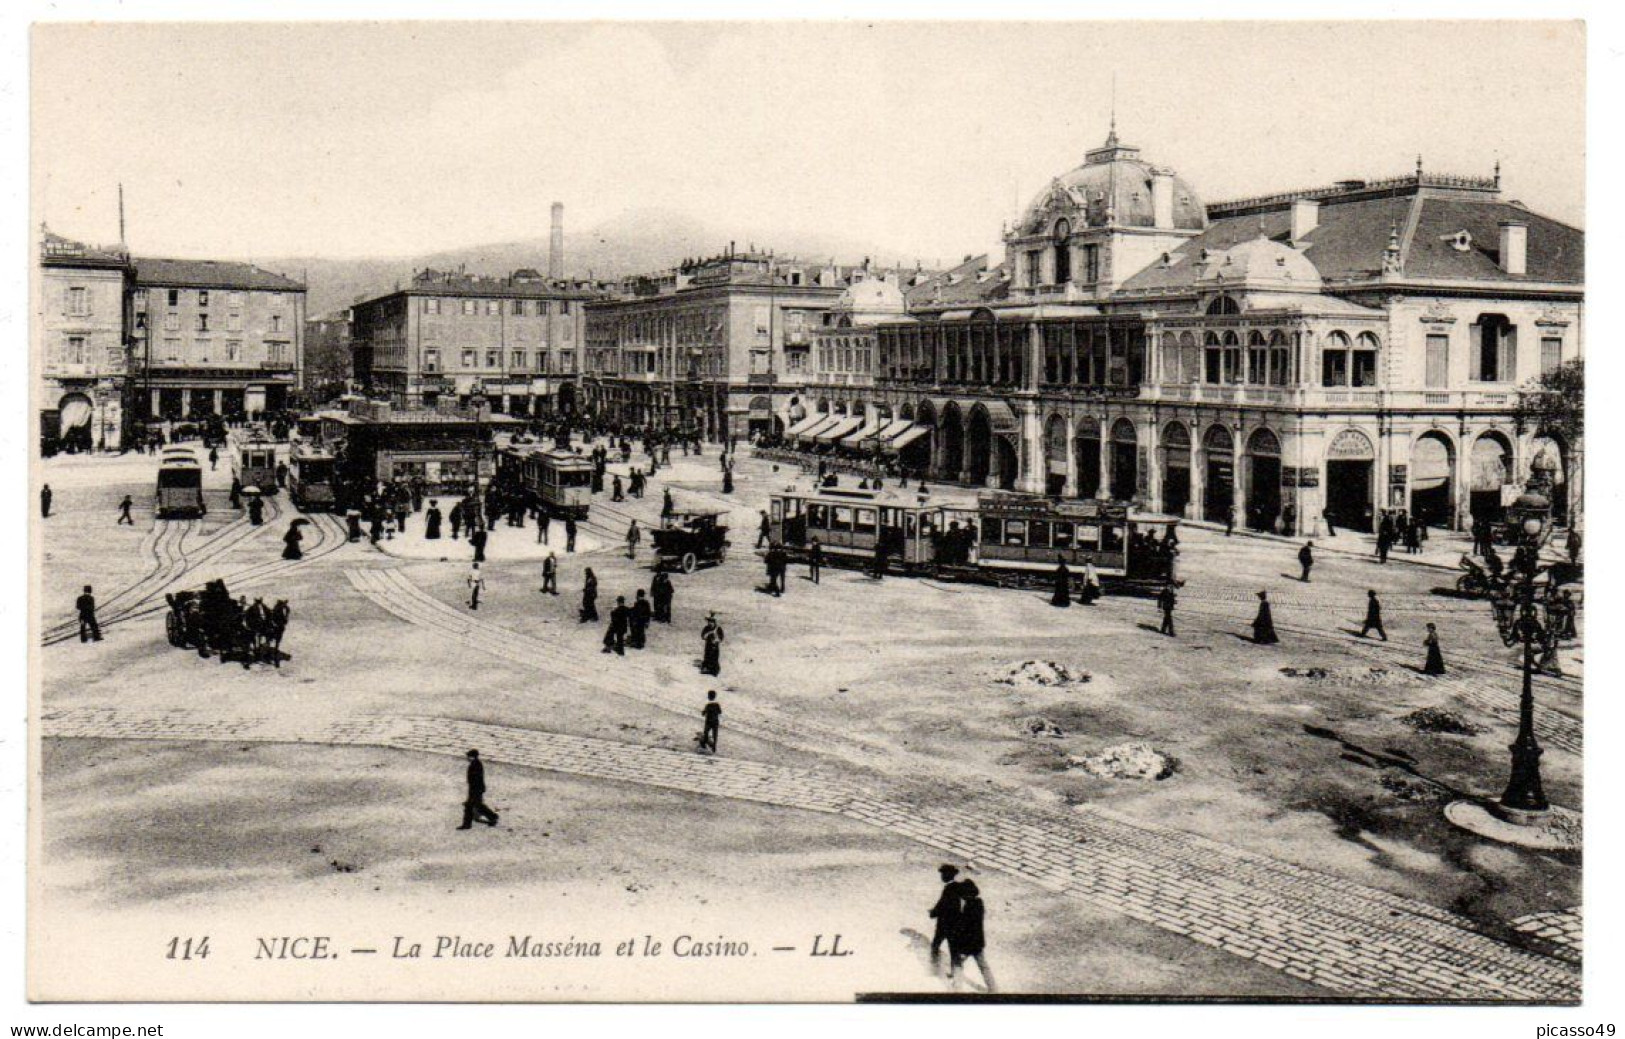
[26,18,1586,1005]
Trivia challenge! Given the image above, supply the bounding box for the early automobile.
[652,510,731,573]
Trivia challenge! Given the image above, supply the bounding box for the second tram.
[156,450,206,518]
[494,445,595,518]
[288,445,338,511]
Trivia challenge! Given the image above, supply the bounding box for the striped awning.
[813,415,865,443]
[870,419,913,444]
[840,420,887,448]
[885,425,931,452]
[785,412,825,437]
[793,415,840,443]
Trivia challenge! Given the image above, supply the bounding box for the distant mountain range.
[262,208,949,318]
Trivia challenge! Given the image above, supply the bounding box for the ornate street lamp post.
[1488,500,1564,824]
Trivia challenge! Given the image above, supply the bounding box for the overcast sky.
[31,20,1585,264]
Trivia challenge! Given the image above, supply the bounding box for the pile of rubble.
[1401,707,1482,736]
[1280,666,1421,687]
[997,660,1091,689]
[1068,742,1180,781]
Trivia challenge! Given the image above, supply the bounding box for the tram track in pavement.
[319,567,1581,1000]
[40,503,350,646]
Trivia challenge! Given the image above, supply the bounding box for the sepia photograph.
[18,11,1602,1017]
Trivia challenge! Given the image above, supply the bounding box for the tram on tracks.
[493,445,595,519]
[766,485,1179,588]
[233,437,280,494]
[287,444,337,512]
[156,448,206,518]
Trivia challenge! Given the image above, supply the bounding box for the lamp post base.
[1495,803,1552,828]
[1445,800,1580,850]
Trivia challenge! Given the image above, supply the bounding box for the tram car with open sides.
[233,437,280,494]
[494,445,594,519]
[287,444,338,512]
[156,449,206,518]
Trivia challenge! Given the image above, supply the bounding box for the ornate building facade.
[582,250,942,440]
[852,130,1581,534]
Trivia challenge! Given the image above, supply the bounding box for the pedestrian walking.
[467,562,484,610]
[756,510,770,549]
[662,488,675,521]
[425,501,443,539]
[1359,590,1388,641]
[1568,527,1582,565]
[809,539,823,584]
[1422,623,1447,675]
[603,596,629,655]
[457,749,499,829]
[699,690,721,753]
[208,446,219,471]
[449,501,464,540]
[565,516,578,552]
[700,612,724,675]
[76,585,102,643]
[612,475,624,502]
[541,552,559,595]
[1376,530,1391,565]
[947,881,996,993]
[1298,541,1314,583]
[1157,583,1177,637]
[117,495,134,525]
[537,509,551,544]
[1251,590,1279,645]
[928,864,969,969]
[580,568,599,623]
[40,484,52,518]
[624,520,640,560]
[470,525,488,564]
[248,494,265,526]
[1050,556,1071,607]
[722,468,734,494]
[629,589,652,649]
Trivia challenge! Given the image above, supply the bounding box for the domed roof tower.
[1005,127,1208,298]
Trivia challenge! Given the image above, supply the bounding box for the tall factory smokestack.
[549,202,565,280]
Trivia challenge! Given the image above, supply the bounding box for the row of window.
[134,289,286,309]
[422,297,573,316]
[421,348,576,374]
[157,338,288,364]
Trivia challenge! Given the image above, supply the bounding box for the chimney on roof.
[1150,167,1175,230]
[1290,199,1320,244]
[1499,220,1528,276]
[549,202,565,281]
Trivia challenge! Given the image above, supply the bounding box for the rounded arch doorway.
[1410,432,1456,529]
[1245,428,1283,532]
[1326,429,1376,532]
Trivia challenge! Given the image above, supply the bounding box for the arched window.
[1053,220,1072,284]
[1268,330,1291,386]
[1222,331,1242,384]
[1207,295,1241,316]
[1353,332,1380,388]
[1472,314,1517,382]
[1204,331,1222,384]
[1321,331,1351,387]
[1247,331,1268,385]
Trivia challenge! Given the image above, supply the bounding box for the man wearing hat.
[458,750,499,829]
[928,864,970,970]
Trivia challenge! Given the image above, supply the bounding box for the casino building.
[816,128,1582,535]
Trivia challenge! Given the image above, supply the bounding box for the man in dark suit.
[458,749,499,829]
[76,585,102,643]
[928,864,969,970]
[808,539,823,584]
[603,596,629,655]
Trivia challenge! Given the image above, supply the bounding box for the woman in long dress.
[1251,590,1279,645]
[1422,622,1447,675]
[425,501,442,540]
[1050,557,1071,607]
[1079,561,1102,605]
[281,523,303,560]
[579,568,599,623]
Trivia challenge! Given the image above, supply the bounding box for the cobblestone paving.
[41,704,1579,1001]
[1510,908,1582,962]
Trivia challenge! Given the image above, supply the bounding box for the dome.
[1016,131,1206,236]
[1196,234,1323,290]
